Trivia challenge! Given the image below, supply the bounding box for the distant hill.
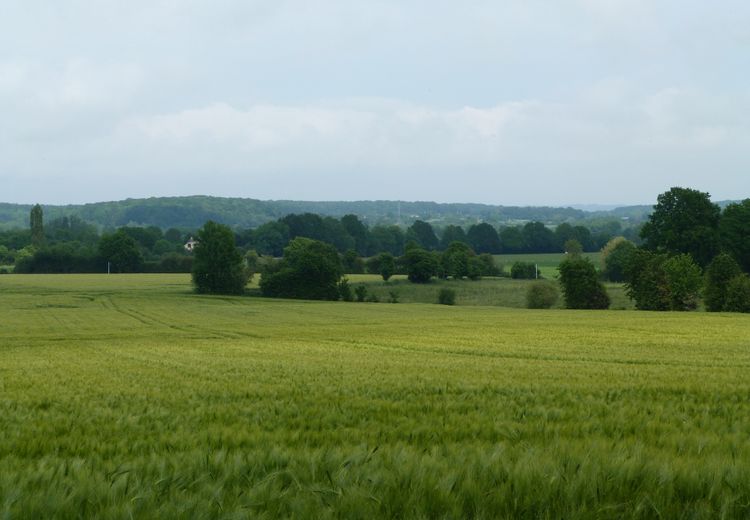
[0,196,659,231]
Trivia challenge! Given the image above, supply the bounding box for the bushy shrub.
[601,237,636,282]
[724,274,750,313]
[404,247,438,283]
[558,256,609,309]
[526,281,559,309]
[438,288,456,305]
[662,254,703,311]
[259,237,342,300]
[704,253,742,312]
[388,290,399,303]
[510,261,537,279]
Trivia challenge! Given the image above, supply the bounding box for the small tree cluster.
[260,237,342,300]
[624,250,702,311]
[704,254,750,312]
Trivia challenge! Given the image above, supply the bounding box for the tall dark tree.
[340,214,370,256]
[406,220,439,251]
[704,253,742,312]
[499,227,525,254]
[30,204,44,247]
[99,230,144,273]
[191,221,248,295]
[522,222,556,253]
[440,225,468,250]
[640,187,720,267]
[719,199,750,272]
[558,256,610,309]
[369,225,405,256]
[466,223,501,254]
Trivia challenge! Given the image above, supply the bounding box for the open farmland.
[1,274,750,518]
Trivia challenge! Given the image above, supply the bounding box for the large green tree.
[640,187,720,267]
[259,237,342,300]
[719,199,750,272]
[557,256,610,309]
[466,223,501,254]
[191,221,248,295]
[403,247,438,283]
[704,253,742,312]
[406,220,439,251]
[99,230,144,273]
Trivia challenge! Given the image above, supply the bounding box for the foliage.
[437,288,456,305]
[510,261,537,279]
[466,223,502,254]
[377,252,396,281]
[260,237,342,300]
[403,247,438,283]
[558,256,610,309]
[704,253,742,312]
[623,249,670,311]
[99,230,144,273]
[29,204,44,247]
[661,254,703,311]
[719,199,750,272]
[387,290,400,303]
[338,277,353,302]
[640,187,720,267]
[440,241,475,279]
[354,285,368,302]
[724,274,750,313]
[563,239,583,255]
[439,225,468,249]
[526,281,559,309]
[342,249,365,274]
[477,253,501,277]
[521,222,557,253]
[600,237,636,282]
[406,220,439,251]
[191,221,248,295]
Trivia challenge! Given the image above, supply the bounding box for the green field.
[2,274,750,518]
[493,252,602,278]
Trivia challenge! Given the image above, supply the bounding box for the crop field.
[1,274,750,518]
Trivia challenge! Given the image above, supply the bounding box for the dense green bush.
[704,253,742,312]
[662,254,703,311]
[404,247,438,283]
[724,274,750,313]
[260,237,342,300]
[354,285,368,302]
[338,278,353,302]
[558,256,610,309]
[601,237,636,282]
[526,281,559,309]
[437,288,456,305]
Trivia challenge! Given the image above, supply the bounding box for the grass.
[1,274,750,518]
[494,252,602,278]
[342,274,633,310]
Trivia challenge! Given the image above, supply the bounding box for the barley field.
[1,274,749,518]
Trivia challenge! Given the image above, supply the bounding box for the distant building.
[184,237,199,252]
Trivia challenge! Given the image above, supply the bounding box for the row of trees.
[237,213,622,257]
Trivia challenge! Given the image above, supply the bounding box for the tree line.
[1,206,625,274]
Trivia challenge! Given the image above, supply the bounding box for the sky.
[1,1,749,207]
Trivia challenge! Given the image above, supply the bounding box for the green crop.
[1,274,749,518]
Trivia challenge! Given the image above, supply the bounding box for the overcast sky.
[1,1,749,206]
